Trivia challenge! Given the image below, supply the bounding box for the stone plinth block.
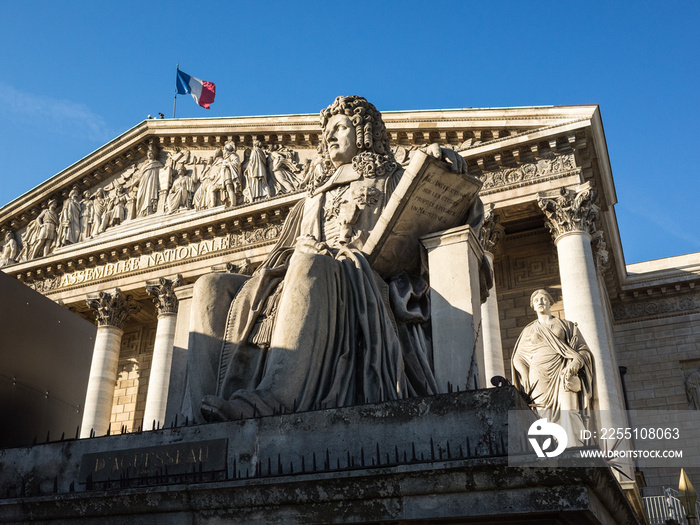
[0,388,641,524]
[422,225,485,391]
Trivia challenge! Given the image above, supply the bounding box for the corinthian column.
[81,289,140,438]
[142,275,183,429]
[479,203,506,384]
[538,183,625,434]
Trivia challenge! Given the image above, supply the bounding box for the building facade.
[1,104,698,516]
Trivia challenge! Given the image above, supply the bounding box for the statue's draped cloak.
[208,163,437,418]
[511,318,594,441]
[136,160,162,216]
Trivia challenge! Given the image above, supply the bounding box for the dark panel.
[0,271,96,447]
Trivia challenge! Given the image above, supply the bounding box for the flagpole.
[173,62,179,118]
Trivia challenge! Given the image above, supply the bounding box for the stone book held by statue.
[363,149,483,278]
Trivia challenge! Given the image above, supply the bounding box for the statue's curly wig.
[320,96,391,156]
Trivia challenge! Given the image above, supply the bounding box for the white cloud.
[0,82,113,142]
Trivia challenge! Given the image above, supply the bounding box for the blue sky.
[0,1,698,264]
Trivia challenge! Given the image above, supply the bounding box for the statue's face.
[325,114,358,168]
[532,292,551,315]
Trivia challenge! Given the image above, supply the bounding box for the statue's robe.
[182,160,438,422]
[135,159,163,216]
[511,317,594,446]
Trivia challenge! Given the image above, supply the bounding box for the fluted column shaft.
[143,276,182,429]
[539,183,627,447]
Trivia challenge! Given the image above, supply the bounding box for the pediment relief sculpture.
[1,140,311,266]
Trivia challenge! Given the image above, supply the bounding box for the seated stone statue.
[181,96,483,424]
[511,289,594,446]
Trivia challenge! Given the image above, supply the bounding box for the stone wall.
[613,310,700,495]
[108,321,156,432]
[492,230,563,379]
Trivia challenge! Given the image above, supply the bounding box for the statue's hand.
[295,234,331,255]
[564,362,581,381]
[424,143,468,174]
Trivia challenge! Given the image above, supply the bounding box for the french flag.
[176,69,216,109]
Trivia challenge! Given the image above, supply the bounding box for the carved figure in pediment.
[17,220,38,262]
[299,145,330,190]
[193,155,216,210]
[181,95,483,424]
[57,187,81,247]
[163,147,190,182]
[243,141,272,203]
[267,146,301,195]
[91,188,108,237]
[135,145,163,217]
[30,199,60,259]
[686,369,700,410]
[0,231,19,267]
[79,191,94,241]
[220,141,242,206]
[106,183,129,227]
[511,289,595,446]
[166,165,197,213]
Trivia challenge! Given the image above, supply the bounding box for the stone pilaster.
[142,275,183,429]
[478,203,506,384]
[81,289,140,438]
[538,182,630,472]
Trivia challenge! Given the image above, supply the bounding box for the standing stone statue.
[220,141,242,207]
[182,95,482,424]
[0,231,19,267]
[30,199,60,259]
[243,141,272,203]
[18,219,38,262]
[135,145,163,217]
[511,289,594,446]
[91,188,108,237]
[267,147,300,194]
[107,183,129,227]
[57,188,82,247]
[79,191,94,241]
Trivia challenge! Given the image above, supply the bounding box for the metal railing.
[643,492,700,525]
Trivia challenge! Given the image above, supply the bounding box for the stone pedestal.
[421,225,484,391]
[143,277,181,430]
[0,388,643,525]
[81,289,139,438]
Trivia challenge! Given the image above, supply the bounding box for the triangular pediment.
[0,104,619,300]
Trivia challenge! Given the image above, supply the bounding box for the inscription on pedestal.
[79,438,227,483]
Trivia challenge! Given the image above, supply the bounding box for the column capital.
[146,274,184,315]
[479,203,505,254]
[537,182,599,240]
[86,288,140,329]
